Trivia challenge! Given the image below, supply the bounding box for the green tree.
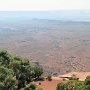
[56,80,87,90]
[56,82,67,90]
[47,75,52,81]
[85,76,90,90]
[67,80,86,90]
[24,83,37,90]
[0,49,43,90]
[33,67,43,80]
[0,66,17,90]
[12,57,34,88]
[0,50,13,66]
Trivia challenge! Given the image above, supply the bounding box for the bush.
[47,75,52,81]
[24,83,37,90]
[69,74,79,80]
[37,87,43,90]
[0,49,43,90]
[56,80,87,90]
[85,76,90,90]
[0,66,18,90]
[67,80,86,90]
[56,82,67,90]
[33,66,43,80]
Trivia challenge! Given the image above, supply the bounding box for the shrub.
[33,66,43,80]
[24,83,37,90]
[56,82,67,90]
[37,87,43,90]
[47,75,52,81]
[85,76,90,90]
[56,80,86,90]
[67,80,86,90]
[0,66,18,90]
[0,49,43,90]
[69,74,79,80]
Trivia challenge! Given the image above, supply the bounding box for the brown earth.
[34,77,66,90]
[0,22,90,74]
[60,72,90,81]
[34,72,90,90]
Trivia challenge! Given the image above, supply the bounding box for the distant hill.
[0,10,90,22]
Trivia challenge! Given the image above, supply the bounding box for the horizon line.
[0,9,90,12]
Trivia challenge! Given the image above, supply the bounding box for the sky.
[0,0,90,11]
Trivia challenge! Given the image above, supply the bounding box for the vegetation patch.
[0,49,43,90]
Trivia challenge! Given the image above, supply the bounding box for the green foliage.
[85,76,90,90]
[0,66,13,81]
[12,57,33,88]
[0,50,13,66]
[56,80,87,90]
[67,80,86,90]
[0,82,4,90]
[69,74,79,80]
[85,76,90,85]
[0,66,17,90]
[4,76,18,90]
[47,75,52,81]
[0,49,43,90]
[56,82,67,90]
[37,87,43,90]
[24,83,37,90]
[33,66,43,80]
[75,84,86,90]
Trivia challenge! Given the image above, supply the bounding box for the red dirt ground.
[35,77,66,90]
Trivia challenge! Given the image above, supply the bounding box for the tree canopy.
[0,49,43,90]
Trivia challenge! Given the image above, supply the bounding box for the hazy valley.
[0,19,90,75]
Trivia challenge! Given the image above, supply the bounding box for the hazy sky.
[0,0,90,11]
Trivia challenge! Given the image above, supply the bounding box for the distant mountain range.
[0,10,90,22]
